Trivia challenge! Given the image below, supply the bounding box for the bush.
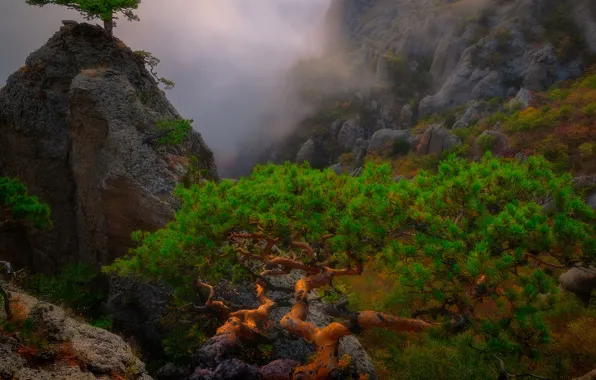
[25,263,106,316]
[154,119,192,146]
[0,177,52,229]
[391,138,411,156]
[476,133,496,152]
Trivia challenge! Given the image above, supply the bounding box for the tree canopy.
[106,154,596,378]
[26,0,141,37]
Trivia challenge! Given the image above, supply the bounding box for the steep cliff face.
[330,0,596,114]
[0,22,218,270]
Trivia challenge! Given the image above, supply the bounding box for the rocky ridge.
[0,21,218,271]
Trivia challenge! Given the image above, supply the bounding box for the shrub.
[582,103,596,117]
[392,138,411,157]
[154,119,193,146]
[476,133,496,152]
[0,177,52,229]
[25,263,106,315]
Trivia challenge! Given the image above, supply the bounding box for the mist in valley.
[0,0,342,177]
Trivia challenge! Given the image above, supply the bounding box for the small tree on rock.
[26,0,141,38]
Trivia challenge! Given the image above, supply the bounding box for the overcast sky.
[0,0,332,171]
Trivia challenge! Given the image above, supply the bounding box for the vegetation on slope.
[105,154,595,378]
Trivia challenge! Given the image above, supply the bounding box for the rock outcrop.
[368,129,411,155]
[0,289,152,379]
[0,22,218,270]
[177,272,377,380]
[295,139,315,164]
[416,124,461,155]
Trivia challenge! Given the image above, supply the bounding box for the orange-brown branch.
[281,270,433,380]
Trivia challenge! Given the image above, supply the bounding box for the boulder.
[352,138,369,167]
[368,129,411,155]
[328,164,342,175]
[337,119,364,151]
[0,22,218,270]
[417,125,461,155]
[452,101,486,129]
[507,88,534,109]
[559,267,596,301]
[0,290,152,379]
[399,103,415,128]
[295,139,315,164]
[588,191,596,210]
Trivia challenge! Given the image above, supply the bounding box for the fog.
[0,0,335,176]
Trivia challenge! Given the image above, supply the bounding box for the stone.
[587,191,596,210]
[399,103,414,128]
[106,276,172,360]
[0,291,152,379]
[507,88,534,109]
[368,129,411,155]
[351,138,369,167]
[337,119,364,151]
[0,22,218,270]
[329,164,344,175]
[559,267,596,301]
[452,101,486,129]
[417,124,460,155]
[295,139,315,164]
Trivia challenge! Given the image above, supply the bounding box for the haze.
[0,0,333,176]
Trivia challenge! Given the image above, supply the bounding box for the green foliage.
[582,102,596,117]
[107,155,595,364]
[26,0,140,29]
[0,177,52,229]
[25,263,106,315]
[476,133,496,152]
[134,50,176,90]
[377,333,498,380]
[154,119,192,146]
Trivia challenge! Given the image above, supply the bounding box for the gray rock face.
[337,119,364,151]
[399,103,414,128]
[106,276,172,361]
[368,129,411,154]
[508,88,534,109]
[559,267,596,301]
[452,101,486,129]
[296,139,315,164]
[417,124,461,155]
[0,290,152,379]
[352,138,369,167]
[329,163,344,175]
[0,22,217,269]
[588,191,596,210]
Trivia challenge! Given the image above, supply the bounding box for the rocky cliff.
[0,22,218,271]
[265,0,596,178]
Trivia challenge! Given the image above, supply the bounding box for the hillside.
[2,1,596,380]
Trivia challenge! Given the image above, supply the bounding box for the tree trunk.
[103,17,114,38]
